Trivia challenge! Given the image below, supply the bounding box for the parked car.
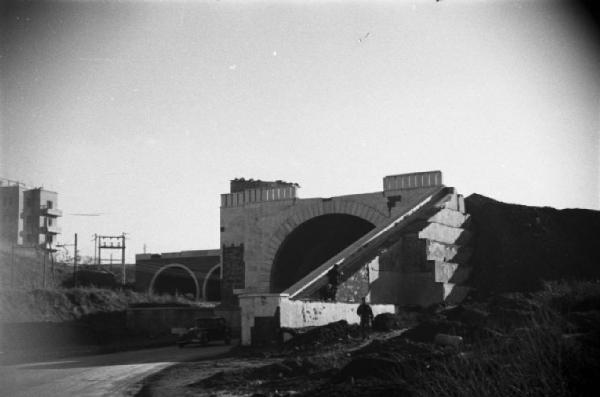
[177,316,232,347]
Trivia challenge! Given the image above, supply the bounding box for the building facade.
[0,180,62,253]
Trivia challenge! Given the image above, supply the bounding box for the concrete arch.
[264,200,388,267]
[202,263,222,301]
[149,263,200,301]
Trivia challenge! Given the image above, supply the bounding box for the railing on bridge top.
[383,170,443,192]
[221,186,298,208]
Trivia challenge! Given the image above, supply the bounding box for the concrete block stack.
[390,192,473,306]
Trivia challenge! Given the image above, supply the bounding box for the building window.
[47,200,53,209]
[48,218,53,226]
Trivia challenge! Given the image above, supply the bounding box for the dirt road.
[0,344,233,397]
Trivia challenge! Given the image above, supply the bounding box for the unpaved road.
[0,344,233,397]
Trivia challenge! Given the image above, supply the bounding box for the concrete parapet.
[221,186,297,208]
[383,170,443,191]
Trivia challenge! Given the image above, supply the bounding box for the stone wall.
[336,264,370,302]
[368,193,472,306]
[220,192,391,298]
[221,243,245,304]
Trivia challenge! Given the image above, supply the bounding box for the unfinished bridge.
[219,171,473,345]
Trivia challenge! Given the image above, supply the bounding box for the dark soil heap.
[465,194,600,294]
[283,320,360,351]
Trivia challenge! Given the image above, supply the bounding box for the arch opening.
[150,264,199,300]
[271,214,375,292]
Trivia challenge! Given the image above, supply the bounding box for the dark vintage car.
[177,316,232,347]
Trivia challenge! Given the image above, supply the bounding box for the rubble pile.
[371,311,418,332]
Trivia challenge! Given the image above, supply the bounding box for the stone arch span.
[202,263,222,301]
[264,200,387,269]
[270,213,377,292]
[149,263,200,301]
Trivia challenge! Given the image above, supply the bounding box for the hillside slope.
[465,194,600,294]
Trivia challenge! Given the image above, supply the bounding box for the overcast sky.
[1,0,598,262]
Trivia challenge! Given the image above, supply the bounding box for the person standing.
[326,264,342,301]
[357,297,374,339]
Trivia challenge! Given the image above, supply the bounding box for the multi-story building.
[0,179,62,252]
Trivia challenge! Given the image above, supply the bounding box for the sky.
[1,0,599,262]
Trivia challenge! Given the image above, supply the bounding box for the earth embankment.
[465,193,600,293]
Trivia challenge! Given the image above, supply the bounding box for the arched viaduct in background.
[219,171,443,303]
[135,249,221,301]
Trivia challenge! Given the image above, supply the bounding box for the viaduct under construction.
[136,170,472,345]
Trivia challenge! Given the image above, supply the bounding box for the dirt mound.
[337,355,414,382]
[400,317,468,343]
[372,312,417,332]
[465,194,600,294]
[194,356,334,391]
[284,320,360,350]
[356,335,443,360]
[441,305,489,327]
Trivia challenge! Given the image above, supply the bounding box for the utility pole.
[93,234,97,265]
[121,232,126,286]
[73,233,78,286]
[97,233,127,286]
[121,232,127,286]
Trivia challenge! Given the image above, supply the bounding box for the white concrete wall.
[238,293,396,345]
[279,299,395,328]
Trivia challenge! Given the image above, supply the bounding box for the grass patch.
[414,280,600,397]
[0,286,210,322]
